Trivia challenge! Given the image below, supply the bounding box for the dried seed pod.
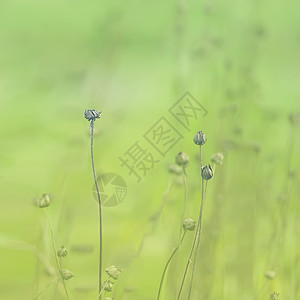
[105,265,122,280]
[38,194,51,208]
[84,109,101,121]
[103,280,113,292]
[201,164,214,180]
[193,130,207,146]
[182,218,196,231]
[175,152,190,168]
[270,292,280,300]
[57,246,68,258]
[211,152,224,165]
[265,270,276,280]
[61,269,74,280]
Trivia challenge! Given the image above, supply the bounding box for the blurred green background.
[0,0,300,299]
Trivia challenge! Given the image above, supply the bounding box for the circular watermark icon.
[92,173,127,207]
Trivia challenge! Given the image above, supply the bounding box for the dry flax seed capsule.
[105,265,122,280]
[193,130,207,146]
[103,280,113,292]
[201,164,214,180]
[211,152,224,165]
[38,193,51,208]
[182,218,196,231]
[57,246,68,258]
[84,109,101,121]
[175,152,190,168]
[61,269,74,280]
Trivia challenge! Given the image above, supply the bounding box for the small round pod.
[201,164,214,180]
[175,152,190,168]
[193,130,207,146]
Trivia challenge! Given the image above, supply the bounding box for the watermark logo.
[93,92,207,206]
[93,173,127,207]
[169,92,208,130]
[120,92,208,183]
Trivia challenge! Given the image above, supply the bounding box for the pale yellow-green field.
[0,1,300,299]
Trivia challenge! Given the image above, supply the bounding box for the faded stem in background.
[44,208,70,300]
[188,180,208,299]
[157,231,187,300]
[177,132,208,299]
[120,178,174,298]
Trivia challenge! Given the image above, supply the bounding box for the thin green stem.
[98,276,111,298]
[90,120,103,300]
[157,230,187,300]
[176,214,201,299]
[44,208,69,300]
[179,168,188,242]
[176,145,203,300]
[175,168,188,293]
[187,180,208,299]
[200,145,203,168]
[33,276,61,300]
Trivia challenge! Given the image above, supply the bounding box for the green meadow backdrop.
[0,0,299,299]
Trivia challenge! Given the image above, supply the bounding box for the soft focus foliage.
[0,0,299,299]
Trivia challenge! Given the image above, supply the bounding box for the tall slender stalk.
[176,145,204,300]
[157,231,187,300]
[44,208,69,300]
[33,276,61,300]
[177,167,188,250]
[177,130,215,300]
[176,208,202,299]
[187,180,208,299]
[90,119,103,300]
[186,145,205,300]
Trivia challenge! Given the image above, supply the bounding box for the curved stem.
[90,120,103,300]
[33,276,61,300]
[98,276,111,299]
[176,145,204,300]
[157,231,187,300]
[187,180,208,299]
[176,188,204,299]
[44,209,69,300]
[179,168,188,243]
[200,145,203,168]
[175,168,187,293]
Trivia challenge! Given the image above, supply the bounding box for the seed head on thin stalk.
[35,196,72,300]
[85,109,103,300]
[194,130,206,168]
[188,163,218,298]
[177,130,212,300]
[85,109,101,121]
[175,152,190,168]
[193,130,207,146]
[201,164,214,180]
[105,265,122,280]
[57,246,68,258]
[175,151,189,288]
[211,152,224,165]
[157,218,196,300]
